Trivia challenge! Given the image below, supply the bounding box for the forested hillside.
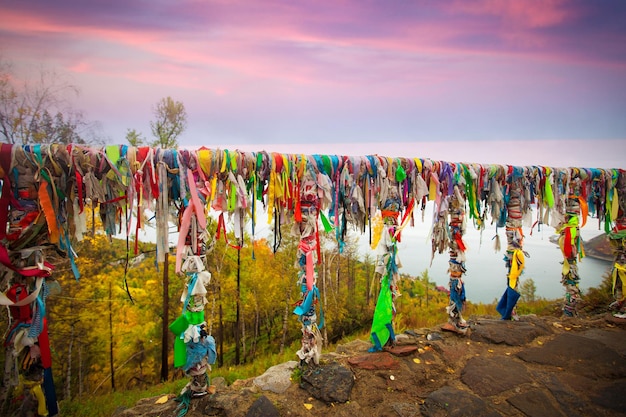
[1,208,453,404]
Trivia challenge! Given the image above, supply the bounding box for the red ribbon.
[216,213,242,250]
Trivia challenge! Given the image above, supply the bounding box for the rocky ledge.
[114,313,626,417]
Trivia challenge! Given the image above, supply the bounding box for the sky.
[2,0,626,169]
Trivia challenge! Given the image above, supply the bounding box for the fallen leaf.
[505,352,511,356]
[565,327,571,331]
[155,395,169,404]
[390,375,395,380]
[418,348,425,354]
[304,403,313,410]
[553,322,563,328]
[537,341,543,345]
[488,349,494,353]
[413,358,421,364]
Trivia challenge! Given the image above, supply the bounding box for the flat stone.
[461,356,532,397]
[245,395,280,417]
[336,339,372,355]
[385,345,419,356]
[395,333,421,345]
[517,333,626,379]
[211,376,227,390]
[507,389,565,417]
[348,352,400,370]
[531,370,593,417]
[590,380,626,413]
[579,328,626,356]
[300,363,354,404]
[470,317,551,346]
[115,396,175,417]
[392,402,419,417]
[421,386,501,417]
[253,360,298,394]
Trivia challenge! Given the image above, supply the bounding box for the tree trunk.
[425,274,429,308]
[65,323,74,399]
[235,246,241,365]
[218,282,223,367]
[279,285,291,354]
[109,282,115,391]
[241,305,246,363]
[78,342,83,398]
[322,252,328,347]
[252,303,260,358]
[160,252,169,381]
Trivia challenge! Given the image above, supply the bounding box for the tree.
[519,278,537,303]
[125,128,145,147]
[149,97,187,149]
[0,57,102,145]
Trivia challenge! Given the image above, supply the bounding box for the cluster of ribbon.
[0,143,624,410]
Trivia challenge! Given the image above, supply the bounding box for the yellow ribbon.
[612,263,626,299]
[508,249,525,289]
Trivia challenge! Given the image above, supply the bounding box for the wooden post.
[160,252,169,381]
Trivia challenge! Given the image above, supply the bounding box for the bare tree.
[149,97,187,149]
[0,57,102,145]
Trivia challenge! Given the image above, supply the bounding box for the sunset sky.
[2,0,625,168]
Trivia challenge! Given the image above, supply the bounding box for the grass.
[58,342,303,416]
[59,379,188,417]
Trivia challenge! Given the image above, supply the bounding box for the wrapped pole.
[171,155,216,400]
[609,171,626,317]
[497,179,525,320]
[369,186,402,351]
[558,177,584,317]
[293,173,324,365]
[441,185,469,334]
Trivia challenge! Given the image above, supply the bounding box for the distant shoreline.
[548,234,614,263]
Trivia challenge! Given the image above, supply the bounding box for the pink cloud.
[446,0,576,28]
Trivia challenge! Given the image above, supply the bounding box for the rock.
[385,344,419,356]
[531,370,594,417]
[392,402,420,417]
[111,406,128,416]
[348,352,400,370]
[461,356,532,397]
[204,390,258,416]
[212,376,227,390]
[115,396,177,417]
[426,332,443,341]
[579,328,626,356]
[470,317,551,346]
[253,360,298,394]
[300,363,355,403]
[507,389,565,417]
[517,333,626,379]
[421,386,501,417]
[336,339,372,355]
[244,395,280,417]
[395,333,420,345]
[590,380,626,414]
